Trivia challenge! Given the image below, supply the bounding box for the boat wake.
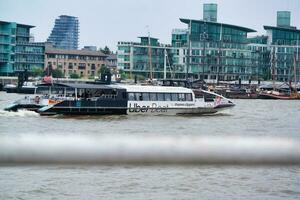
[0,110,39,118]
[0,134,299,166]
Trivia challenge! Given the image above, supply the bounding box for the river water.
[0,92,300,199]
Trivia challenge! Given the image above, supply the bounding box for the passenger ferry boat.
[36,83,234,116]
[4,83,75,112]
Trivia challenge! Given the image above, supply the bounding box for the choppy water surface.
[0,92,300,199]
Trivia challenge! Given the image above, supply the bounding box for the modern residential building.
[118,3,261,81]
[264,11,299,82]
[45,46,107,78]
[47,15,79,50]
[117,3,300,83]
[248,11,300,82]
[117,37,185,79]
[179,17,259,81]
[0,20,45,76]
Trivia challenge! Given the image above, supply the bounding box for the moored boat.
[257,90,300,100]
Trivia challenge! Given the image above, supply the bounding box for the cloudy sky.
[1,0,299,51]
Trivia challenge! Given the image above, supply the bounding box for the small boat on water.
[4,81,37,94]
[257,83,300,100]
[36,83,234,116]
[257,90,300,100]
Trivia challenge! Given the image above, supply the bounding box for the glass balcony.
[0,39,10,44]
[0,31,10,36]
[16,32,30,37]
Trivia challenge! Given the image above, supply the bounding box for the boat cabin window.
[157,93,164,101]
[150,93,157,101]
[51,87,65,96]
[36,86,50,95]
[66,88,75,97]
[186,93,192,101]
[178,93,185,101]
[193,90,204,98]
[171,93,178,101]
[77,88,118,99]
[142,93,150,101]
[134,93,143,101]
[204,93,215,102]
[127,92,193,102]
[128,93,135,101]
[165,93,171,101]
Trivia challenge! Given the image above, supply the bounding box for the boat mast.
[186,20,191,80]
[296,37,299,89]
[202,21,207,82]
[148,30,153,80]
[217,23,223,85]
[164,48,167,79]
[271,47,276,91]
[294,52,298,90]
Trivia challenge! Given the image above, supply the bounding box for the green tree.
[70,73,80,79]
[44,63,53,76]
[31,67,44,77]
[118,69,126,80]
[100,46,111,54]
[99,65,110,75]
[52,69,64,78]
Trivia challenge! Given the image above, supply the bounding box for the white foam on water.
[0,110,39,118]
[0,134,300,165]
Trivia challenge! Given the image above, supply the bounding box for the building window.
[78,63,86,70]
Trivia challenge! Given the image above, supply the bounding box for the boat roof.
[36,82,195,92]
[37,82,123,90]
[120,85,193,93]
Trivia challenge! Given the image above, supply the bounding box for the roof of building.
[180,18,256,33]
[45,47,108,57]
[263,25,300,33]
[138,36,159,40]
[106,54,117,60]
[0,20,35,28]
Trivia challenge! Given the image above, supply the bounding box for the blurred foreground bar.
[0,134,300,165]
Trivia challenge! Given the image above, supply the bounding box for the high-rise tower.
[47,15,79,49]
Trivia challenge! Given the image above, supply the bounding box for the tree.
[99,65,110,75]
[31,67,44,77]
[44,63,53,76]
[100,46,111,55]
[70,73,80,79]
[52,69,64,78]
[118,69,126,80]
